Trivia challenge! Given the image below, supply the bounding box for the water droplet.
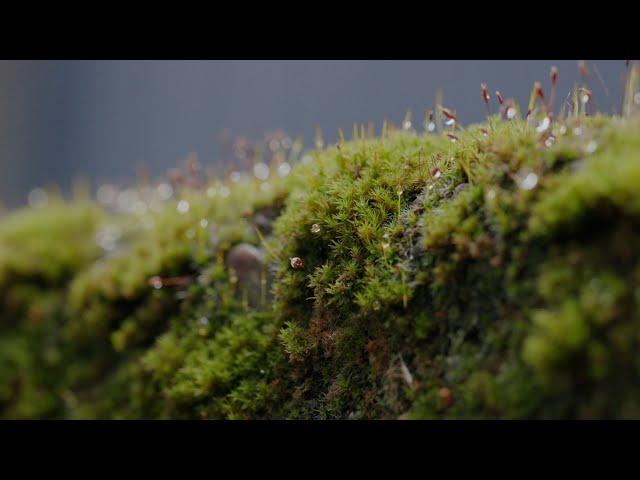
[381,241,390,250]
[399,355,414,386]
[219,186,230,198]
[157,182,173,200]
[427,121,436,132]
[559,125,567,135]
[311,223,321,234]
[585,140,597,153]
[506,107,516,119]
[177,200,190,214]
[485,189,497,201]
[253,162,270,181]
[198,316,210,327]
[536,117,551,133]
[232,143,247,160]
[545,135,556,147]
[277,162,291,177]
[28,188,48,208]
[268,139,280,152]
[573,126,583,136]
[149,276,163,289]
[581,94,590,104]
[117,189,139,213]
[206,186,217,198]
[95,224,123,251]
[200,219,209,229]
[516,169,538,191]
[402,120,412,130]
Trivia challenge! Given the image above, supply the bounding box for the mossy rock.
[2,113,640,419]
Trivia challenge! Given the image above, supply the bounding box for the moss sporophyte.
[2,63,640,419]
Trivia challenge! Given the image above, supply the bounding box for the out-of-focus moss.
[2,113,640,419]
[0,202,103,417]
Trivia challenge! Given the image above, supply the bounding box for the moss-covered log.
[2,113,640,419]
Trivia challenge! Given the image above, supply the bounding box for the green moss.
[2,113,640,419]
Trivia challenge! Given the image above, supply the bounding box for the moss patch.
[2,114,640,419]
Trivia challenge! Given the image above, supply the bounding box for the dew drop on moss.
[157,182,173,200]
[253,162,270,181]
[536,117,550,133]
[177,200,190,214]
[149,276,163,289]
[515,169,538,190]
[278,162,291,177]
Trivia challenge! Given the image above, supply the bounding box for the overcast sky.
[0,60,627,206]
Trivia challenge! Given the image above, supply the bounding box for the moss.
[2,112,640,419]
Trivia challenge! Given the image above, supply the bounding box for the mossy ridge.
[1,114,640,418]
[0,202,104,417]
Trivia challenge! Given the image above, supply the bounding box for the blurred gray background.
[0,60,627,206]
